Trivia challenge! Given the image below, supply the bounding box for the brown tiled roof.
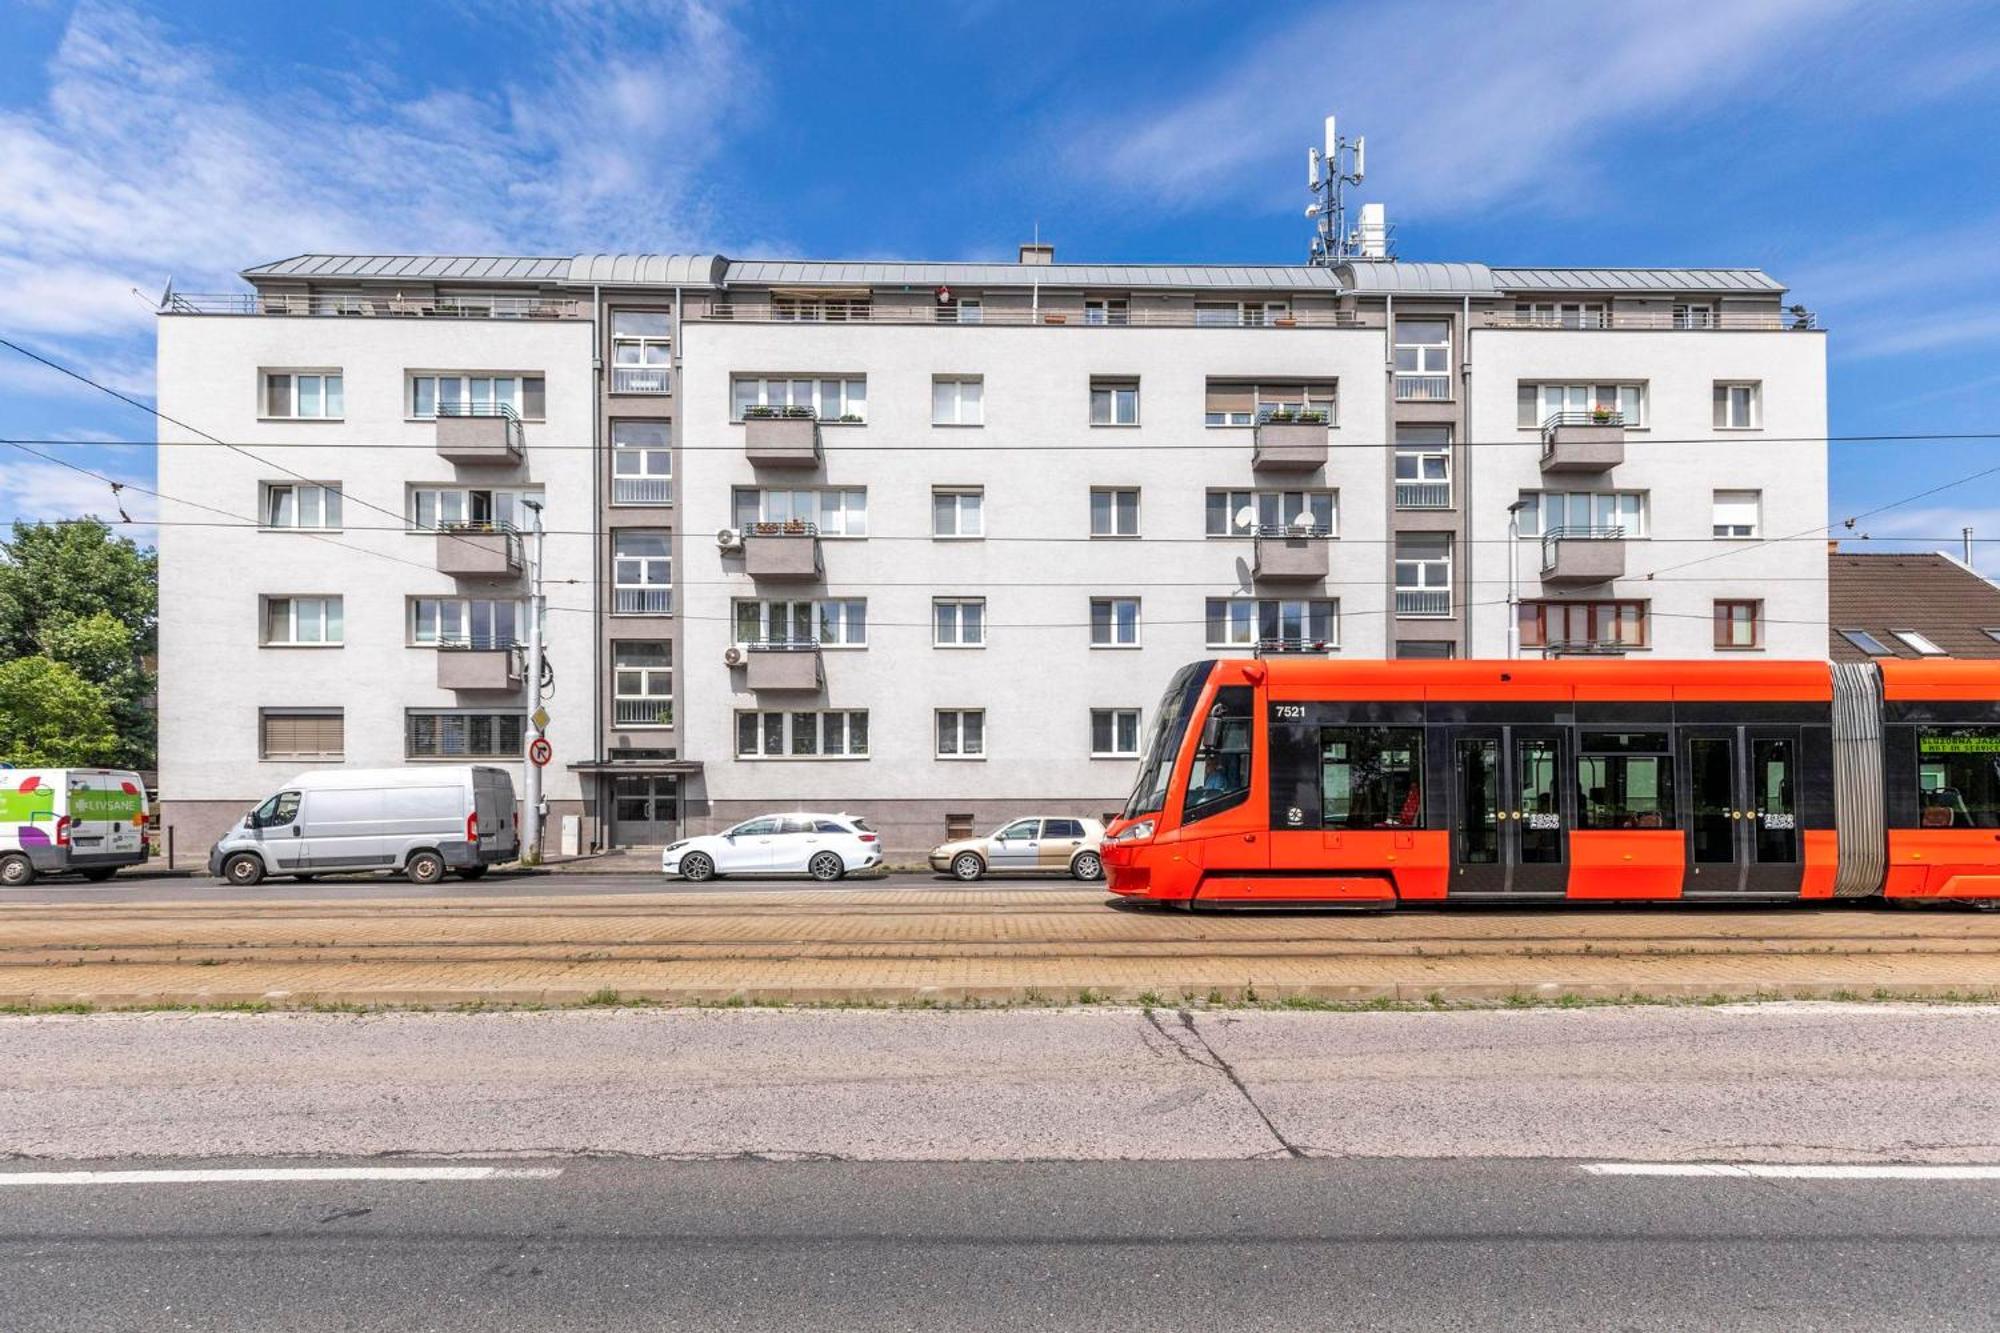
[1828,552,2000,661]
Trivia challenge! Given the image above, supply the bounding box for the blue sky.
[2,0,1998,563]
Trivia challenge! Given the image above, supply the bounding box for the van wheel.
[222,854,265,887]
[1071,851,1104,882]
[679,853,715,882]
[951,852,985,881]
[808,851,845,882]
[0,854,35,888]
[404,850,446,886]
[454,866,489,881]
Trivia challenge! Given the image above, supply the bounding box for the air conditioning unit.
[716,527,744,552]
[722,643,748,667]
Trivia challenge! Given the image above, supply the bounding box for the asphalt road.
[3,1156,1996,1331]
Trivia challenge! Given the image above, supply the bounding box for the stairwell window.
[263,371,342,419]
[1089,378,1140,425]
[1393,319,1451,400]
[934,598,985,647]
[262,596,343,646]
[1394,534,1452,617]
[611,421,674,506]
[936,709,986,759]
[932,376,984,425]
[1394,426,1452,509]
[610,312,672,394]
[263,483,342,530]
[613,641,674,728]
[1714,382,1762,429]
[612,532,674,615]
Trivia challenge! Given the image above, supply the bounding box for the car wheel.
[951,852,985,882]
[404,850,446,886]
[1071,851,1104,882]
[680,852,715,883]
[809,851,845,883]
[0,853,35,888]
[454,866,489,881]
[80,868,119,882]
[223,853,265,887]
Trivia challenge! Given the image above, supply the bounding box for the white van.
[208,766,518,886]
[0,768,152,887]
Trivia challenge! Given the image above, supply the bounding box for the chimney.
[1357,203,1387,259]
[1018,242,1054,266]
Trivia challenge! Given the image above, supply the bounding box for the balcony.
[1395,589,1451,617]
[1252,526,1330,582]
[614,697,675,728]
[1394,375,1451,402]
[742,639,823,692]
[743,523,822,581]
[1539,413,1625,473]
[1251,412,1330,470]
[1491,308,1818,331]
[164,292,581,319]
[700,302,1363,329]
[611,365,671,395]
[1394,481,1451,509]
[1539,527,1627,585]
[435,523,522,577]
[435,639,520,691]
[742,410,822,467]
[434,402,523,463]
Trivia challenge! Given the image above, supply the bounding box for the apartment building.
[154,247,1825,854]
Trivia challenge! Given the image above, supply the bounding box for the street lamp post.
[1506,499,1526,660]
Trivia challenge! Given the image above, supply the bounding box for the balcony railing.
[1540,410,1626,442]
[1394,374,1451,402]
[612,366,672,395]
[745,520,820,537]
[1394,481,1451,509]
[1253,521,1332,539]
[1257,636,1336,655]
[434,401,524,460]
[747,636,821,652]
[435,634,522,651]
[614,697,675,727]
[700,302,1363,329]
[1535,639,1635,656]
[164,292,581,319]
[1492,309,1818,331]
[613,588,675,615]
[1395,588,1451,617]
[612,477,674,505]
[1540,525,1626,569]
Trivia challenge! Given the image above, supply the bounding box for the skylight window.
[1838,629,1893,656]
[1891,629,1947,656]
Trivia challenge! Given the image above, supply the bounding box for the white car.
[662,812,883,883]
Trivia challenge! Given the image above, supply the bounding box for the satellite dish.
[1235,506,1257,532]
[1293,510,1314,531]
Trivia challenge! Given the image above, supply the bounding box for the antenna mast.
[1306,114,1384,265]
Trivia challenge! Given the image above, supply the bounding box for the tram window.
[1577,733,1673,829]
[1181,686,1254,824]
[1916,726,2000,828]
[1320,727,1424,828]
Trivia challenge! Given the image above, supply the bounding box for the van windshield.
[1123,661,1214,820]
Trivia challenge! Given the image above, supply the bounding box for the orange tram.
[1101,657,2000,909]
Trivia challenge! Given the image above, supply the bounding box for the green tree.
[0,655,119,767]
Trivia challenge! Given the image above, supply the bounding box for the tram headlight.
[1109,819,1155,844]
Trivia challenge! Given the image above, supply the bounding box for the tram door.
[1451,727,1569,895]
[1681,727,1802,894]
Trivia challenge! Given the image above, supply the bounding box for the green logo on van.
[69,789,144,822]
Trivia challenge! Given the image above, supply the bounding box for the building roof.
[567,254,728,287]
[1828,552,2000,661]
[1335,261,1497,295]
[720,260,1344,291]
[242,254,571,282]
[1492,266,1786,295]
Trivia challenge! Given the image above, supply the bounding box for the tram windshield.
[1123,661,1214,821]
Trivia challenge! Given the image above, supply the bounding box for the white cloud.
[1842,505,2000,576]
[0,458,158,544]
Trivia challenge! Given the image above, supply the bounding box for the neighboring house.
[1829,550,2000,662]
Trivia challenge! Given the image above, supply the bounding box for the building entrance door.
[609,775,680,846]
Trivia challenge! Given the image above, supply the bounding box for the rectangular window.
[405,710,525,760]
[408,374,544,420]
[262,482,342,530]
[1514,301,1608,329]
[1673,302,1716,329]
[1089,378,1140,425]
[1838,628,1893,656]
[1715,600,1762,650]
[1083,298,1128,326]
[1392,319,1450,400]
[1520,600,1650,651]
[1712,489,1760,538]
[1917,726,2000,827]
[610,311,672,394]
[734,710,869,759]
[409,487,542,531]
[262,371,343,419]
[1395,640,1455,660]
[1091,708,1142,758]
[772,295,870,322]
[1203,379,1336,426]
[932,376,984,425]
[1090,597,1141,647]
[410,598,525,648]
[932,488,984,538]
[1320,727,1424,829]
[1893,629,1947,656]
[730,375,867,422]
[262,596,343,646]
[1090,488,1140,537]
[260,709,343,760]
[1204,598,1338,651]
[1516,382,1647,429]
[1394,425,1451,509]
[1394,534,1452,617]
[1578,732,1675,829]
[611,421,673,505]
[1205,489,1336,537]
[1714,381,1762,429]
[733,599,867,648]
[1514,491,1647,538]
[934,598,985,648]
[936,709,986,759]
[733,488,868,537]
[612,641,674,728]
[612,531,673,615]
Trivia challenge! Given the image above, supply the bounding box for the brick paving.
[2,889,1998,1007]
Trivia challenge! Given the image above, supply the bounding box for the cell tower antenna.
[1306,114,1388,265]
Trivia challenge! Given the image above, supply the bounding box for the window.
[409,486,542,531]
[933,376,984,425]
[1714,382,1762,429]
[1520,600,1649,651]
[612,641,673,728]
[1203,380,1335,426]
[1917,727,2000,828]
[610,312,672,394]
[1205,489,1336,537]
[1893,629,1947,656]
[935,295,982,324]
[1515,491,1647,538]
[1083,298,1128,326]
[1394,534,1452,616]
[263,371,342,419]
[1514,301,1608,329]
[932,488,984,538]
[1090,597,1141,647]
[1517,382,1646,428]
[612,532,673,615]
[1712,489,1760,538]
[734,710,870,759]
[1194,301,1288,327]
[1091,708,1142,758]
[772,295,870,322]
[406,711,525,759]
[262,596,343,646]
[1089,378,1140,425]
[1181,685,1253,823]
[734,488,868,537]
[1715,600,1762,650]
[1090,488,1140,537]
[936,709,985,759]
[612,421,673,505]
[408,374,545,420]
[1673,302,1716,330]
[734,599,867,647]
[260,710,343,760]
[263,482,342,530]
[1837,628,1893,656]
[411,598,525,647]
[1393,319,1450,400]
[1984,629,2000,645]
[1321,727,1424,829]
[731,376,867,423]
[1578,732,1675,829]
[1204,598,1338,651]
[1394,426,1451,508]
[1396,640,1454,660]
[934,598,985,647]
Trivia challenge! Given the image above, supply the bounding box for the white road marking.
[1584,1163,2000,1180]
[0,1166,563,1186]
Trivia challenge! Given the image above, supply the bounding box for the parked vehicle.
[929,816,1106,881]
[662,812,882,882]
[208,766,518,887]
[0,768,151,887]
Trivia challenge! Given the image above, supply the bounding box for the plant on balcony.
[781,405,816,419]
[836,413,863,423]
[781,517,808,535]
[1293,409,1329,424]
[743,406,779,419]
[1590,404,1615,424]
[753,520,783,535]
[1263,408,1298,423]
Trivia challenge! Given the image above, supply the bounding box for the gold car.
[928,816,1107,882]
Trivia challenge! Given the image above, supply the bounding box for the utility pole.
[521,498,547,863]
[1506,500,1526,659]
